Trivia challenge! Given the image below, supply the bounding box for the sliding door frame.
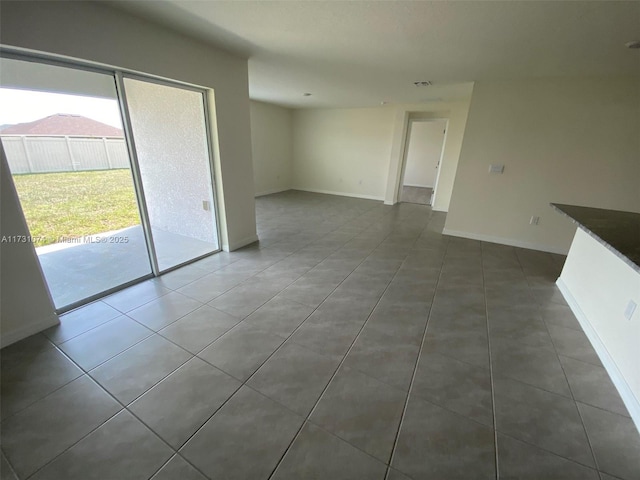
[0,47,223,312]
[119,72,223,274]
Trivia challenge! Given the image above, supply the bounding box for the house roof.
[0,114,123,137]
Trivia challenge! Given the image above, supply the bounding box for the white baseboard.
[402,183,433,188]
[291,187,384,202]
[255,187,291,197]
[223,234,259,252]
[442,228,567,255]
[1,313,59,348]
[556,278,640,433]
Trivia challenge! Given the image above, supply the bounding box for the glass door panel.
[0,57,153,310]
[122,77,219,271]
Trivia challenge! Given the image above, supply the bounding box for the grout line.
[138,203,401,471]
[265,214,422,479]
[520,256,604,477]
[7,200,451,479]
[480,242,502,480]
[384,227,448,480]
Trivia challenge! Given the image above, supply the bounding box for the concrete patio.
[37,225,218,309]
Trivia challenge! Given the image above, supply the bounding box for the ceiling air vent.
[413,81,433,87]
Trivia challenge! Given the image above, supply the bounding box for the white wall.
[558,228,640,431]
[292,107,395,199]
[402,120,447,188]
[250,101,293,196]
[444,77,640,253]
[0,1,256,345]
[292,100,471,206]
[1,148,59,348]
[0,0,257,252]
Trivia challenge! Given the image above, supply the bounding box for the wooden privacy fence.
[1,135,130,174]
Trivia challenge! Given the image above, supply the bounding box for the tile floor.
[2,190,639,480]
[400,186,432,205]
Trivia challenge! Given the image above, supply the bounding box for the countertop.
[551,203,640,273]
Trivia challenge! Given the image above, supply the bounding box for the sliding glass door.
[1,54,221,311]
[0,57,153,309]
[121,77,219,272]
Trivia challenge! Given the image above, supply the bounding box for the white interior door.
[402,119,447,189]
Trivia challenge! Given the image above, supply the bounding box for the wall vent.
[413,81,433,87]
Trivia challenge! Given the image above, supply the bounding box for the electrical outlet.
[624,300,637,320]
[530,216,540,225]
[202,200,210,211]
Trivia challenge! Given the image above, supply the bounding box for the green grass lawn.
[12,169,140,247]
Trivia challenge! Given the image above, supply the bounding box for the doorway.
[399,119,447,206]
[0,55,221,312]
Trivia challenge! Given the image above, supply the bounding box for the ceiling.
[111,1,640,108]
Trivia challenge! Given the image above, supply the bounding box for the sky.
[0,88,123,128]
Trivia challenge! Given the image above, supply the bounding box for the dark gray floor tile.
[335,272,390,299]
[30,410,172,480]
[560,355,629,417]
[272,422,387,480]
[343,326,420,391]
[1,346,82,420]
[278,276,340,308]
[485,286,538,310]
[127,291,203,331]
[289,310,362,361]
[488,308,555,349]
[529,284,568,306]
[208,283,280,319]
[0,334,55,372]
[243,297,314,338]
[198,323,285,380]
[58,316,152,370]
[181,386,303,480]
[102,281,171,313]
[154,263,210,290]
[497,433,599,480]
[129,357,240,448]
[422,327,490,368]
[600,474,627,480]
[386,468,412,480]
[44,301,121,344]
[89,334,191,405]
[578,402,640,480]
[310,366,406,462]
[249,268,304,290]
[1,376,121,479]
[427,308,487,334]
[493,376,595,467]
[490,338,571,396]
[248,342,340,416]
[159,305,240,354]
[541,304,583,331]
[382,279,437,304]
[438,267,484,286]
[1,452,18,480]
[175,271,246,303]
[547,325,601,365]
[151,455,207,480]
[412,352,493,426]
[365,300,429,346]
[393,395,495,480]
[317,290,380,324]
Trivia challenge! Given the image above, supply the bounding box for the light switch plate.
[202,200,210,211]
